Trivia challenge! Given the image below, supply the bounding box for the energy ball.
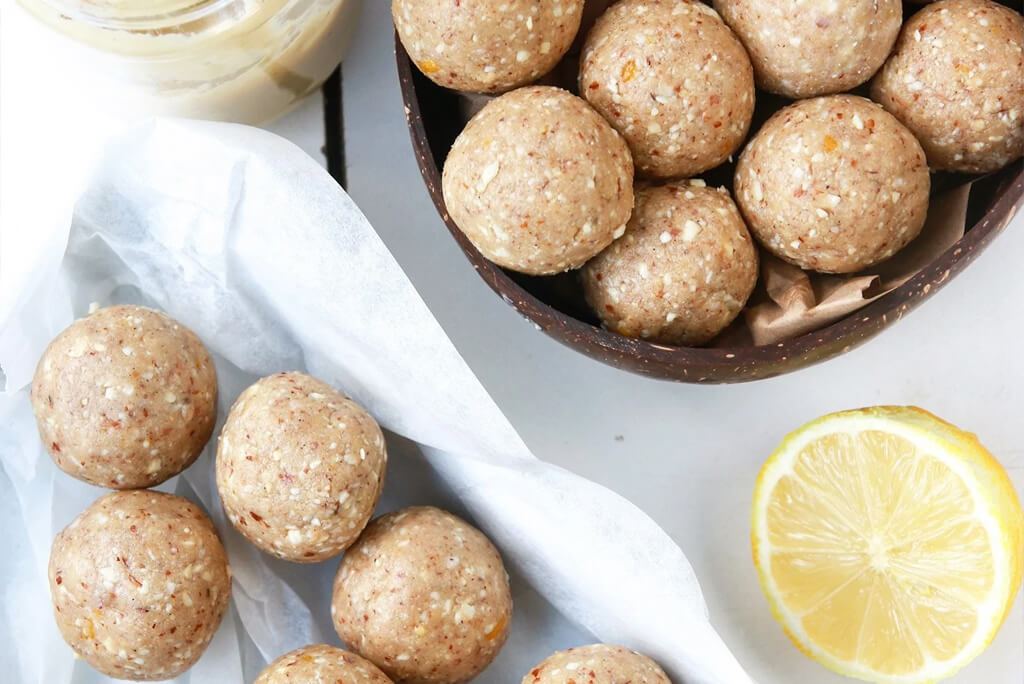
[443,86,634,275]
[216,372,386,563]
[394,0,583,93]
[255,644,395,684]
[523,644,672,684]
[735,95,930,274]
[714,0,903,98]
[871,0,1024,173]
[582,181,758,346]
[31,305,217,489]
[580,0,755,178]
[332,506,512,684]
[49,491,231,681]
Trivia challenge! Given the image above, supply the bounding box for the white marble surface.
[329,3,1024,683]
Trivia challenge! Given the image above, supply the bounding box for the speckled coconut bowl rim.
[395,35,1024,384]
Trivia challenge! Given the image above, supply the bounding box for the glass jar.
[14,0,362,123]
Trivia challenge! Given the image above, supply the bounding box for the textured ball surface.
[217,372,387,563]
[580,0,755,178]
[522,644,672,684]
[735,95,930,273]
[332,506,512,684]
[31,305,217,489]
[255,644,395,684]
[714,0,902,98]
[871,0,1024,173]
[394,0,583,93]
[582,181,758,346]
[443,86,634,275]
[49,491,231,681]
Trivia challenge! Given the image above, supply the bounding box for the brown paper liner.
[743,183,972,345]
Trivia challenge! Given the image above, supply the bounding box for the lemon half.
[752,406,1024,683]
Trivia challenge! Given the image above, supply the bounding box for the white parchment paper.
[0,119,752,684]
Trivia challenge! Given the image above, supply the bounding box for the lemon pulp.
[753,407,1023,683]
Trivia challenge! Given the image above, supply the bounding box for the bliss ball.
[523,644,672,684]
[394,0,583,93]
[871,0,1024,173]
[216,372,386,563]
[714,0,902,98]
[332,506,512,684]
[442,86,634,275]
[31,305,217,489]
[580,0,755,178]
[582,181,758,346]
[735,95,930,274]
[255,644,395,684]
[49,491,231,681]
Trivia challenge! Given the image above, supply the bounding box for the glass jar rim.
[33,0,241,31]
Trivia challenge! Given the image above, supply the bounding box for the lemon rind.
[752,406,1024,684]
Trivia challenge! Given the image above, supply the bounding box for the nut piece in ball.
[443,86,634,275]
[394,0,583,93]
[871,0,1024,173]
[582,181,758,346]
[255,644,395,684]
[580,0,755,178]
[48,491,231,681]
[31,305,217,489]
[523,644,672,684]
[735,95,930,274]
[714,0,902,98]
[217,372,387,563]
[332,506,512,684]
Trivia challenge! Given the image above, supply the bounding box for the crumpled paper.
[745,183,973,345]
[0,119,752,684]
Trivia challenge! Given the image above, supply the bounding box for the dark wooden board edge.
[323,66,346,188]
